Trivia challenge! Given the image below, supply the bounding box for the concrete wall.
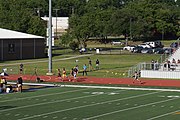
[141,70,180,79]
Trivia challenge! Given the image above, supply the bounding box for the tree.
[0,0,46,36]
[110,0,180,40]
[60,32,73,47]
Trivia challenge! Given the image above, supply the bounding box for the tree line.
[0,0,179,48]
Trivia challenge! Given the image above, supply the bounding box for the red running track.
[6,74,180,88]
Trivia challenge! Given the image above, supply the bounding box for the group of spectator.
[150,58,180,71]
[88,58,100,71]
[0,76,23,93]
[151,59,159,70]
[56,58,100,81]
[57,66,79,81]
[163,58,180,71]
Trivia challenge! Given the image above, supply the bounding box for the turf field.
[0,85,180,120]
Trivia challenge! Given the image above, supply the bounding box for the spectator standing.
[154,61,158,70]
[19,63,24,74]
[88,58,93,71]
[83,64,88,76]
[151,59,154,70]
[172,58,176,66]
[17,76,23,92]
[34,67,38,76]
[96,59,100,70]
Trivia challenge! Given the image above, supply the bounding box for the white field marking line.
[0,54,93,66]
[0,93,100,112]
[9,82,180,92]
[0,89,127,112]
[65,85,180,92]
[7,82,57,87]
[0,88,88,103]
[18,91,160,120]
[147,110,180,120]
[85,98,179,120]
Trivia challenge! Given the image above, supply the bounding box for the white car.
[111,41,122,45]
[123,45,136,51]
[138,43,151,48]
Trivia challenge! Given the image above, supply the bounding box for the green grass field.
[0,85,180,120]
[0,54,161,78]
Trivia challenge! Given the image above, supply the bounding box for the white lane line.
[52,116,58,119]
[43,116,48,118]
[0,94,98,112]
[147,109,180,120]
[15,114,20,116]
[62,117,67,119]
[65,85,180,92]
[0,90,126,112]
[17,91,159,120]
[0,88,88,103]
[85,98,179,120]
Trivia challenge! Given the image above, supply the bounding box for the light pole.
[47,0,53,75]
[53,9,59,40]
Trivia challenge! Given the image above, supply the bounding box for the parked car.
[132,46,143,53]
[79,48,86,53]
[145,41,164,48]
[154,48,164,54]
[170,42,179,48]
[164,48,173,54]
[123,45,136,51]
[111,40,122,45]
[141,48,153,54]
[138,43,151,48]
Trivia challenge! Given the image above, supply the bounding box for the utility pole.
[47,0,53,75]
[53,9,60,40]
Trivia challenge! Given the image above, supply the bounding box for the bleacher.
[140,42,180,79]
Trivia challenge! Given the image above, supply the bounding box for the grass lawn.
[0,54,161,78]
[1,39,175,78]
[0,86,179,120]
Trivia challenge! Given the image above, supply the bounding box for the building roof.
[0,28,44,39]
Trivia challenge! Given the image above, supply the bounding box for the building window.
[8,43,15,53]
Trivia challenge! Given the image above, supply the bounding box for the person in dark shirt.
[19,63,24,74]
[96,59,100,70]
[88,58,93,71]
[17,76,23,92]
